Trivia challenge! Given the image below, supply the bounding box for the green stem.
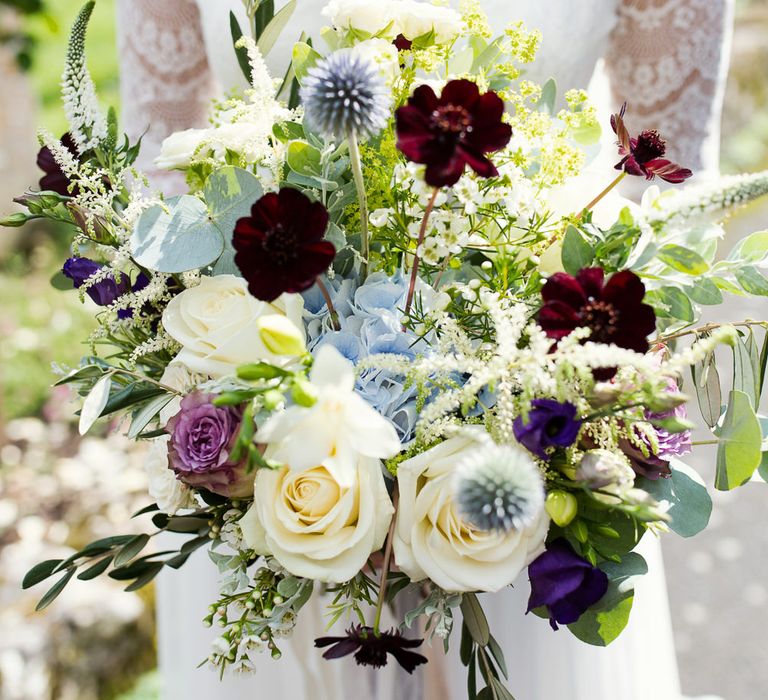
[693,440,719,446]
[581,171,626,214]
[657,320,767,344]
[347,130,370,281]
[316,277,340,331]
[372,486,399,634]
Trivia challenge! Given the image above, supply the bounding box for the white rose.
[240,456,394,582]
[393,429,549,592]
[393,0,463,44]
[162,275,305,378]
[322,0,395,37]
[206,122,269,164]
[158,361,205,425]
[144,437,196,514]
[155,128,211,170]
[351,39,400,82]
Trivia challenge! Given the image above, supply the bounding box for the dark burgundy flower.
[36,133,79,196]
[527,539,609,630]
[611,103,692,184]
[393,34,413,51]
[166,392,252,498]
[513,399,582,460]
[538,268,656,379]
[233,188,335,302]
[619,436,671,480]
[395,79,512,187]
[63,257,149,319]
[315,625,427,673]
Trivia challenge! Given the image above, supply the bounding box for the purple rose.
[63,257,150,319]
[166,392,253,498]
[513,399,582,460]
[527,539,609,630]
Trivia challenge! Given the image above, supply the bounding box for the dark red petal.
[457,144,498,179]
[388,647,428,674]
[621,156,645,178]
[466,120,512,155]
[250,192,281,230]
[320,639,360,659]
[645,159,693,183]
[439,79,480,109]
[301,200,331,241]
[538,302,581,338]
[541,272,587,308]
[471,91,506,127]
[611,109,631,152]
[408,84,439,113]
[576,268,605,300]
[602,270,646,307]
[424,155,467,187]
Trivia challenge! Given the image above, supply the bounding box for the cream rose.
[143,437,196,514]
[394,0,463,44]
[162,275,305,378]
[322,0,395,38]
[155,128,211,170]
[393,429,549,592]
[240,455,394,582]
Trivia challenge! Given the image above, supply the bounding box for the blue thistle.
[455,444,545,533]
[300,50,390,140]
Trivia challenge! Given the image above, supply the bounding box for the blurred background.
[0,1,766,698]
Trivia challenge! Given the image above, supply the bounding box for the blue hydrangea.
[303,272,428,442]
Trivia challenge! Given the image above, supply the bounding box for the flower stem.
[656,320,766,343]
[581,171,626,215]
[404,187,440,317]
[316,277,341,331]
[373,486,399,634]
[347,129,370,282]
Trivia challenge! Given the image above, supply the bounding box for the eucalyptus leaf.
[292,41,322,82]
[78,374,111,435]
[733,335,758,409]
[287,140,322,177]
[715,390,763,490]
[641,460,711,537]
[657,245,709,275]
[736,265,768,296]
[131,196,224,273]
[691,357,722,428]
[645,286,694,322]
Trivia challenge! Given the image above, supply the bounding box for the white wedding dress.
[116,1,733,698]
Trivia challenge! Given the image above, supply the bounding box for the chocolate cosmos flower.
[538,268,656,379]
[611,103,692,183]
[527,539,609,630]
[513,399,582,460]
[395,79,512,187]
[37,133,79,196]
[233,188,336,302]
[315,625,427,673]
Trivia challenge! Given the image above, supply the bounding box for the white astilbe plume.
[647,171,768,226]
[236,36,279,100]
[61,1,107,153]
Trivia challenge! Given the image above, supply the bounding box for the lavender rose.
[166,392,252,498]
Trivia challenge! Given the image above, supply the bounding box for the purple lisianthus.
[527,539,609,630]
[513,399,582,460]
[63,257,149,319]
[166,392,252,498]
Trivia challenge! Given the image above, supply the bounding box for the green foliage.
[715,389,763,490]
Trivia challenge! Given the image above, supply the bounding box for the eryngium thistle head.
[455,444,545,533]
[301,49,390,140]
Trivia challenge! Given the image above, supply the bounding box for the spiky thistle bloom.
[300,49,390,140]
[454,443,545,533]
[61,1,107,153]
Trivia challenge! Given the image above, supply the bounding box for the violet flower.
[513,399,582,460]
[63,257,149,319]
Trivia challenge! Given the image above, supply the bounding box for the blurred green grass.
[23,0,118,134]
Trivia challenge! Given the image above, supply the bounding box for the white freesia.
[393,428,549,592]
[144,437,196,514]
[351,39,400,82]
[240,455,393,582]
[162,275,305,378]
[155,128,211,170]
[257,345,401,487]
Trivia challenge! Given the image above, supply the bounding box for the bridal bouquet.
[6,1,768,696]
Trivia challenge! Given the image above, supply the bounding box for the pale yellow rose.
[162,275,305,378]
[240,455,394,582]
[393,428,549,592]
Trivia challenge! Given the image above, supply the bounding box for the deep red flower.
[395,79,512,187]
[315,625,427,673]
[393,34,413,51]
[538,268,656,379]
[611,103,692,184]
[36,133,79,196]
[233,188,335,302]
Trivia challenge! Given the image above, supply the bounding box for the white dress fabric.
[116,1,733,698]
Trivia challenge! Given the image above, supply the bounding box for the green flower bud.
[291,377,318,407]
[257,315,306,356]
[545,490,578,527]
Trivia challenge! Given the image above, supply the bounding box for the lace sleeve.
[605,0,734,177]
[116,0,215,192]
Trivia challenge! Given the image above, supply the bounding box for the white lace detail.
[117,0,215,192]
[606,0,734,174]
